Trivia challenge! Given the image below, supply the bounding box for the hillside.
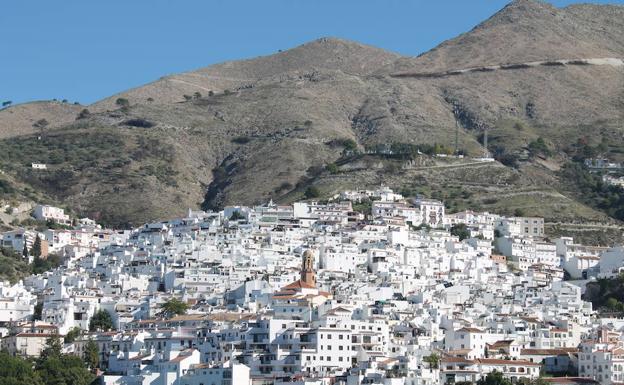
[1,0,623,229]
[584,275,624,315]
[0,101,83,139]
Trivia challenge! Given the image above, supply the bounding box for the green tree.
[0,350,43,385]
[22,242,29,259]
[89,309,114,332]
[83,339,99,371]
[304,186,321,199]
[32,254,63,275]
[64,327,82,343]
[326,163,339,174]
[160,298,189,318]
[352,199,372,215]
[450,223,471,241]
[39,335,62,362]
[229,211,245,221]
[36,354,94,385]
[423,353,440,369]
[31,235,42,258]
[193,92,202,99]
[477,371,512,385]
[33,302,43,320]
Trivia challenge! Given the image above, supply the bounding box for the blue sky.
[1,0,622,106]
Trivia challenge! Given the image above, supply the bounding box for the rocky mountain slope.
[0,0,623,228]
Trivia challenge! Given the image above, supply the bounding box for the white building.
[33,205,71,225]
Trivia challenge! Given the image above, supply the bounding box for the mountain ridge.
[1,0,623,228]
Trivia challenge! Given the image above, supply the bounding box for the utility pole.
[483,128,489,158]
[455,119,459,155]
[453,105,459,155]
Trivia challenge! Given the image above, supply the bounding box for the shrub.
[0,179,14,194]
[231,136,251,144]
[33,119,49,129]
[274,182,293,193]
[76,109,90,120]
[115,98,129,107]
[528,137,551,157]
[342,139,357,151]
[123,118,155,128]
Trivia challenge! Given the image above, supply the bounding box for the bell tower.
[301,250,316,287]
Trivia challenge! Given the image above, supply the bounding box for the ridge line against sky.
[2,0,623,106]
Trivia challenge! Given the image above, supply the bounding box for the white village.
[1,186,623,385]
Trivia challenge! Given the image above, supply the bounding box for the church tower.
[301,249,316,287]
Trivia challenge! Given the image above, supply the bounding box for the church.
[271,250,332,320]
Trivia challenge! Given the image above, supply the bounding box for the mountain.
[389,0,624,73]
[90,38,401,111]
[1,0,623,230]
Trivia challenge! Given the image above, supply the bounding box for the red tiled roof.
[441,356,475,364]
[521,348,578,355]
[282,279,316,290]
